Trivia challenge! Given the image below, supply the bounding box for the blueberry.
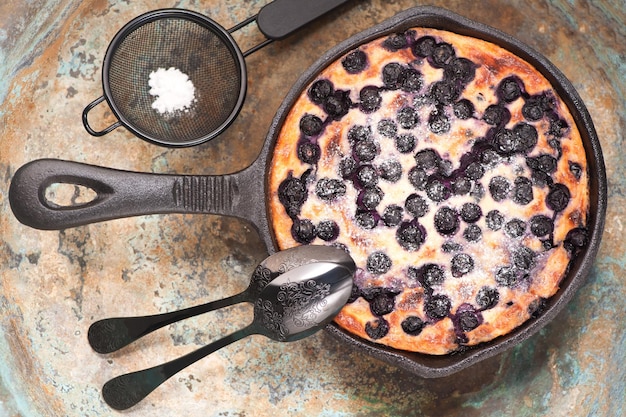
[431,81,460,105]
[529,214,553,237]
[444,58,476,84]
[405,193,428,217]
[299,114,323,136]
[356,165,379,188]
[297,141,321,165]
[522,95,545,121]
[396,220,426,251]
[460,202,482,223]
[316,220,339,241]
[434,206,460,236]
[278,176,307,217]
[356,211,377,229]
[495,265,521,287]
[383,32,408,51]
[486,210,505,231]
[308,79,334,104]
[465,161,485,181]
[480,149,501,168]
[513,122,539,153]
[315,178,346,201]
[367,251,392,275]
[564,227,588,253]
[489,176,511,201]
[497,76,523,103]
[323,90,351,120]
[426,178,451,202]
[512,176,534,205]
[531,170,551,187]
[414,149,440,171]
[365,318,389,339]
[452,177,472,195]
[548,138,562,154]
[569,161,583,180]
[395,133,417,153]
[504,219,526,238]
[442,242,463,253]
[360,186,383,210]
[369,292,396,316]
[420,264,446,287]
[413,94,435,108]
[528,297,548,319]
[476,286,500,310]
[408,167,428,190]
[546,183,571,212]
[347,124,372,143]
[425,294,452,319]
[453,99,475,119]
[430,42,455,68]
[512,246,536,270]
[456,309,481,332]
[342,49,368,74]
[411,36,437,58]
[339,156,357,178]
[549,117,569,138]
[463,224,482,242]
[382,204,404,227]
[291,218,316,243]
[451,253,474,277]
[483,105,510,126]
[397,106,420,129]
[412,36,437,57]
[381,62,404,90]
[526,154,557,174]
[401,316,425,335]
[353,140,378,162]
[379,159,402,182]
[400,67,423,92]
[493,128,516,155]
[359,86,382,113]
[377,119,398,138]
[428,106,451,134]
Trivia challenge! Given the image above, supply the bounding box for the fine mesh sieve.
[83,1,351,147]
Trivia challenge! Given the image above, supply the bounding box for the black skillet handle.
[8,159,262,232]
[257,0,352,40]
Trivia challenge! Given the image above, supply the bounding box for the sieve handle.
[82,96,122,137]
[256,0,352,40]
[9,159,266,235]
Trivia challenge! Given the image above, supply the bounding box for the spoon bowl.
[88,245,355,353]
[101,259,355,410]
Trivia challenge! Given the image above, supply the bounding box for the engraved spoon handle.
[102,325,255,410]
[88,290,252,354]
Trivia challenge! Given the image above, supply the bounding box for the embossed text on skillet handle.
[8,158,260,231]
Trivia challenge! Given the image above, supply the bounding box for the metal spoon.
[88,245,355,354]
[101,260,354,410]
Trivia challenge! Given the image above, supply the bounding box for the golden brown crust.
[268,28,588,355]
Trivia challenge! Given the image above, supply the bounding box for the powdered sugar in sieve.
[148,67,196,114]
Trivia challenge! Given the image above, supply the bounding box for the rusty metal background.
[0,1,624,416]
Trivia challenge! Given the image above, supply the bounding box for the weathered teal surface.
[0,1,624,416]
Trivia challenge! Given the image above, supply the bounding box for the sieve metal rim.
[99,8,248,147]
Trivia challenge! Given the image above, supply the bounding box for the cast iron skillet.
[9,6,607,377]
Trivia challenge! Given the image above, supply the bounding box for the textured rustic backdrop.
[0,1,624,416]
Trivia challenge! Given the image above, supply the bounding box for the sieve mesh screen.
[106,16,243,145]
